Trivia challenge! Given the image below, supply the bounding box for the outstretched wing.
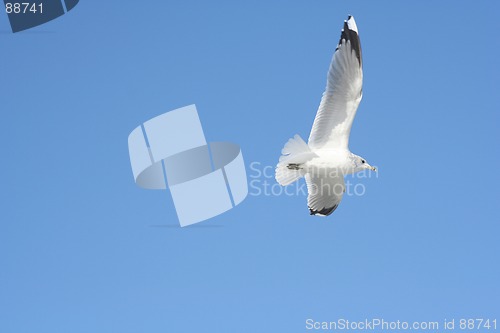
[306,172,345,216]
[308,15,363,150]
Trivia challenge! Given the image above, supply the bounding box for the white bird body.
[305,149,356,175]
[275,16,376,216]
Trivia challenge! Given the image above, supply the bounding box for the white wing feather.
[308,16,363,150]
[306,172,345,216]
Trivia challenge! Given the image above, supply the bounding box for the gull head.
[354,155,377,172]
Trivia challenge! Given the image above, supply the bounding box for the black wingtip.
[337,15,362,66]
[309,204,339,216]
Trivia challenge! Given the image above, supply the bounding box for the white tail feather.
[275,135,316,186]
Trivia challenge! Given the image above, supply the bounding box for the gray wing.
[308,15,363,150]
[306,172,345,216]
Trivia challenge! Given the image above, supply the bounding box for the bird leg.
[287,163,302,170]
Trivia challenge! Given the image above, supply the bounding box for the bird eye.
[361,160,365,164]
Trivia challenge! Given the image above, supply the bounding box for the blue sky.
[1,1,499,332]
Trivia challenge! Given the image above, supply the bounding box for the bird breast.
[306,149,355,175]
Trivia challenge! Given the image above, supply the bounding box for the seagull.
[275,15,376,216]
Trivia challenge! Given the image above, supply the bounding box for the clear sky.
[1,1,499,332]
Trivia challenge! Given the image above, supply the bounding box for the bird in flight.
[275,15,376,216]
